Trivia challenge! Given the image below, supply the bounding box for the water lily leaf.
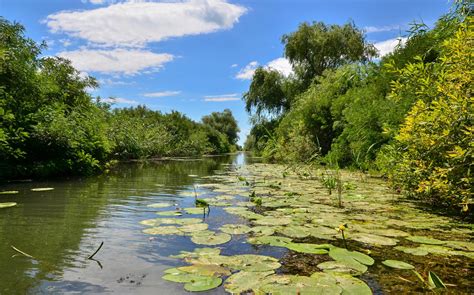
[428,271,446,289]
[147,203,172,208]
[139,217,202,227]
[277,225,310,238]
[220,224,252,235]
[259,274,342,295]
[0,202,17,209]
[250,226,276,236]
[184,276,222,292]
[349,233,398,246]
[191,231,231,245]
[224,271,274,294]
[171,247,221,259]
[179,223,209,233]
[444,240,474,252]
[330,273,372,295]
[143,226,183,235]
[318,260,368,275]
[178,264,231,276]
[329,247,374,266]
[254,216,292,226]
[31,188,54,192]
[417,244,457,256]
[0,191,19,195]
[381,260,414,270]
[394,246,429,256]
[224,254,281,272]
[406,236,445,245]
[286,243,329,254]
[156,210,182,216]
[248,236,292,247]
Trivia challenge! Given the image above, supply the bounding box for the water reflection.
[0,155,233,294]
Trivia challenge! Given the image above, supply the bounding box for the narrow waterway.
[0,153,472,294]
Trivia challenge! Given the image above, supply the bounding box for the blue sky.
[1,0,451,145]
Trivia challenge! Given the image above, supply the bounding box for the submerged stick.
[88,241,104,260]
[11,245,34,259]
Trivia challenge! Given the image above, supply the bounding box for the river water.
[0,153,472,294]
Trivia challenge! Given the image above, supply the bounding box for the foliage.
[382,18,473,212]
[0,18,239,179]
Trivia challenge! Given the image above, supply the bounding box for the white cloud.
[102,97,138,104]
[266,57,292,77]
[59,38,72,47]
[83,0,117,4]
[98,78,135,86]
[46,0,247,47]
[231,63,238,68]
[204,93,240,102]
[236,58,293,80]
[57,48,174,75]
[235,61,258,80]
[364,25,401,34]
[374,37,407,56]
[143,91,181,98]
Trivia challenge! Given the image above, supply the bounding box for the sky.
[1,0,452,145]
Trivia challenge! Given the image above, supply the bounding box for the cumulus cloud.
[266,57,293,77]
[204,93,240,102]
[374,37,407,56]
[46,0,247,47]
[102,97,138,104]
[57,48,174,75]
[143,91,181,98]
[236,58,293,80]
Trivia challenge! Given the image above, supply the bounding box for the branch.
[88,241,104,260]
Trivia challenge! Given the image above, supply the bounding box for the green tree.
[202,109,240,146]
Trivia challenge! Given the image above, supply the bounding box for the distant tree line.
[243,2,472,215]
[0,18,240,179]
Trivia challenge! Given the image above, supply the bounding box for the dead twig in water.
[11,245,34,259]
[88,241,104,260]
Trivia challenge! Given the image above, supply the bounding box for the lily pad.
[220,224,252,235]
[31,188,54,192]
[349,233,398,246]
[147,203,172,208]
[179,223,209,233]
[191,231,231,245]
[0,191,19,195]
[277,225,310,238]
[250,226,276,236]
[0,202,17,209]
[286,243,330,254]
[258,274,342,294]
[394,246,429,256]
[254,216,292,226]
[329,247,374,266]
[330,273,372,295]
[381,260,414,270]
[184,276,222,292]
[224,271,274,294]
[406,236,446,245]
[248,236,292,247]
[318,260,368,275]
[143,226,183,235]
[177,264,231,276]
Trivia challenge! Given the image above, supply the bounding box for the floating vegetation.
[0,202,17,209]
[138,162,472,293]
[31,188,54,192]
[0,191,19,195]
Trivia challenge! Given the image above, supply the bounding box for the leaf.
[224,271,274,294]
[31,188,54,192]
[220,224,252,235]
[0,202,17,209]
[330,273,372,295]
[184,276,222,292]
[406,236,445,245]
[329,247,374,266]
[191,231,231,245]
[381,260,414,270]
[428,271,446,289]
[285,243,329,254]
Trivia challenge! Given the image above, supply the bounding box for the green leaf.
[0,202,17,209]
[381,260,414,270]
[428,271,446,289]
[184,276,222,292]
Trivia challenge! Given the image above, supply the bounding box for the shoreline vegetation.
[242,2,472,218]
[1,1,472,219]
[0,17,240,180]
